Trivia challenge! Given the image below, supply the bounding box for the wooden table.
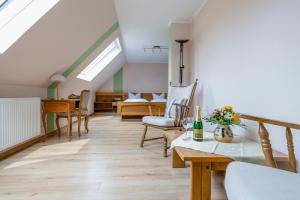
[172,146,288,200]
[42,100,74,141]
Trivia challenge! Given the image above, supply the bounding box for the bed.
[117,93,166,120]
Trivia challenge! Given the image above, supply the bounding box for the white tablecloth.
[171,132,265,164]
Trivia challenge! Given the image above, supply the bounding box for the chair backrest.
[79,90,90,111]
[165,80,198,121]
[239,114,300,173]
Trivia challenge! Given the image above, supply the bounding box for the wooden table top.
[175,147,232,162]
[174,146,288,163]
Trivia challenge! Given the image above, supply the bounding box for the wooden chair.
[140,80,198,148]
[56,90,90,137]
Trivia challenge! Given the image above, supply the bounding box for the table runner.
[171,132,265,164]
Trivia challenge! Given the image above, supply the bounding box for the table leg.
[67,110,72,141]
[56,116,61,138]
[42,111,47,141]
[172,148,185,168]
[77,114,81,137]
[190,162,211,200]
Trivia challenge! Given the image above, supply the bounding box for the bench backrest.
[239,114,300,173]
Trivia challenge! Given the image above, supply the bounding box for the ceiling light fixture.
[49,73,67,99]
[143,45,168,53]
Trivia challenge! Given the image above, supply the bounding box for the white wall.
[190,0,300,171]
[98,63,168,93]
[0,84,47,98]
[123,63,168,93]
[100,78,113,92]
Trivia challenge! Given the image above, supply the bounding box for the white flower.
[225,113,232,119]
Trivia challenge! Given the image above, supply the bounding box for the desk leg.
[56,116,61,138]
[172,148,185,168]
[190,162,211,200]
[42,111,47,141]
[67,110,72,141]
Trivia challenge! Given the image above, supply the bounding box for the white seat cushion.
[142,116,174,127]
[225,161,300,200]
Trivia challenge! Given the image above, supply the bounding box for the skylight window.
[77,38,122,82]
[0,0,60,54]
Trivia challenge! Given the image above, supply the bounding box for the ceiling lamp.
[49,73,67,99]
[143,45,168,53]
[50,73,67,83]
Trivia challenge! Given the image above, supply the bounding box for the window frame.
[77,38,122,82]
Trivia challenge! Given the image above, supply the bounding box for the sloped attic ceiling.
[114,0,206,63]
[0,0,125,88]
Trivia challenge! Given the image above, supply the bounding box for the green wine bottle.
[193,106,203,141]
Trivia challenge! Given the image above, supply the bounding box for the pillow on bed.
[152,93,165,100]
[128,92,141,99]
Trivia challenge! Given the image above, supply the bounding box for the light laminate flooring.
[0,113,226,200]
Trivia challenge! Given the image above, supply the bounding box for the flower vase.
[214,125,234,143]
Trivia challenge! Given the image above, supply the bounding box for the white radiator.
[0,98,41,151]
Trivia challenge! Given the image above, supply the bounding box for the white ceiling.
[114,0,206,63]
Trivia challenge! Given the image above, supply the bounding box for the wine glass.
[182,117,193,140]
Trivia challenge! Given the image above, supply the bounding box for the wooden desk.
[42,100,74,141]
[172,146,288,200]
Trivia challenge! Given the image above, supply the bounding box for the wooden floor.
[0,113,226,200]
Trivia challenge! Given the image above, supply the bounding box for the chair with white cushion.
[140,80,198,152]
[225,161,300,200]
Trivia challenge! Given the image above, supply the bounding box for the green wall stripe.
[113,68,123,92]
[46,87,56,132]
[46,21,119,133]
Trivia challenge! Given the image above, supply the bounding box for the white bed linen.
[151,99,167,102]
[124,98,148,102]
